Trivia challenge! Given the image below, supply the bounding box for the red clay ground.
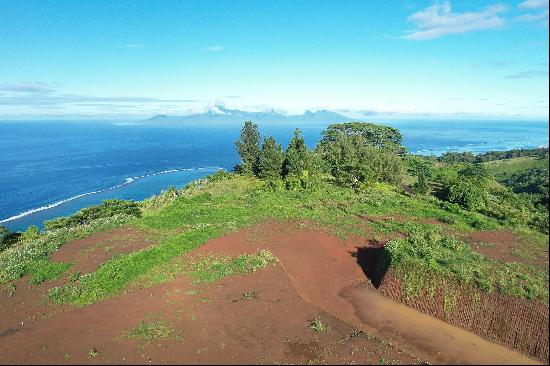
[463,230,549,268]
[0,222,543,364]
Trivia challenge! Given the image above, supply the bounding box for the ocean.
[0,119,548,232]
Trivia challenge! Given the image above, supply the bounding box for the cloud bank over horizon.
[0,1,548,120]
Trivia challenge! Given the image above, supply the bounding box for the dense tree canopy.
[319,122,406,155]
[320,133,403,187]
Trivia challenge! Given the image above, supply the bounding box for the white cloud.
[516,0,549,25]
[0,82,55,94]
[402,1,507,40]
[519,0,549,9]
[204,45,224,52]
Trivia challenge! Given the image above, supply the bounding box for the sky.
[0,0,548,120]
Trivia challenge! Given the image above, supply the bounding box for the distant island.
[143,105,353,124]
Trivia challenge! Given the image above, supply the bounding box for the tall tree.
[258,136,284,179]
[319,122,406,155]
[283,128,308,177]
[235,121,261,174]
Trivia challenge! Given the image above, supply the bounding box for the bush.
[412,174,430,195]
[44,199,141,230]
[441,179,488,211]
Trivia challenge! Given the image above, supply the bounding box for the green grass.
[26,259,72,285]
[126,315,182,343]
[382,225,549,302]
[0,172,541,308]
[189,250,277,284]
[44,175,546,306]
[483,156,549,179]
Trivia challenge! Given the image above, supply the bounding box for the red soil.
[0,221,543,364]
[51,227,157,274]
[464,230,549,268]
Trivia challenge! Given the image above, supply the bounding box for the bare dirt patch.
[0,221,543,364]
[464,230,548,268]
[51,227,156,274]
[0,264,418,364]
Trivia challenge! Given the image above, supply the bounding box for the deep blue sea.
[0,119,548,231]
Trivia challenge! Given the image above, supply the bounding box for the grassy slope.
[483,156,549,179]
[2,173,548,306]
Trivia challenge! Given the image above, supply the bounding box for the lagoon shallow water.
[0,119,548,231]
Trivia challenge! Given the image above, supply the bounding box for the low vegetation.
[0,121,546,317]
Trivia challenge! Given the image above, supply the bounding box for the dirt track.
[0,222,543,364]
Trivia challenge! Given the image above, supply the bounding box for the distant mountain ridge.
[143,105,353,124]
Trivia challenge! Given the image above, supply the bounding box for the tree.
[235,121,261,174]
[319,122,406,155]
[413,173,430,195]
[319,133,403,188]
[283,129,308,177]
[258,136,284,179]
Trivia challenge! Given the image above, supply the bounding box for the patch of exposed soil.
[0,221,543,364]
[0,264,418,365]
[51,227,156,274]
[464,230,548,268]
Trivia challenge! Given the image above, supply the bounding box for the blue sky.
[0,0,548,120]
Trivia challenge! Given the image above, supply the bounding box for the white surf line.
[0,166,222,224]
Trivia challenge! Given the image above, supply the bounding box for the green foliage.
[0,226,19,252]
[0,214,134,284]
[412,173,429,195]
[459,163,490,184]
[319,122,406,155]
[500,167,549,208]
[206,169,234,183]
[309,318,330,333]
[385,225,548,302]
[319,134,404,188]
[476,147,548,163]
[258,136,284,179]
[439,151,477,164]
[234,120,261,174]
[283,128,308,177]
[44,199,141,230]
[439,147,548,164]
[20,226,40,242]
[405,155,435,178]
[441,179,488,211]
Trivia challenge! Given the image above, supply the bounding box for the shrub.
[44,199,141,230]
[412,173,430,195]
[0,226,19,252]
[441,179,488,211]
